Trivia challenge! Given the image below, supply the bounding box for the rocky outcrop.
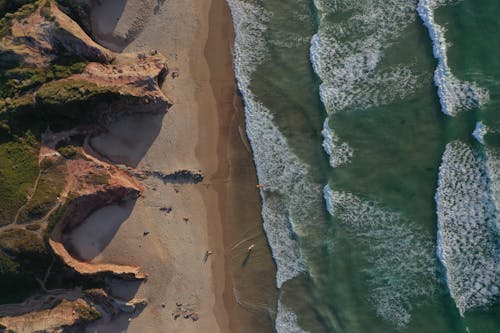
[49,161,146,280]
[0,298,98,332]
[139,169,204,184]
[1,0,113,68]
[0,0,171,324]
[0,288,146,332]
[34,52,171,116]
[0,0,170,128]
[35,128,146,279]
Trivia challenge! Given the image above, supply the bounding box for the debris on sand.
[171,303,199,322]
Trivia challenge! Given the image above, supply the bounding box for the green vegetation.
[17,158,67,223]
[39,157,54,169]
[0,68,47,97]
[0,61,89,136]
[91,172,110,185]
[0,0,41,37]
[0,0,39,16]
[0,93,35,115]
[52,62,87,79]
[0,228,47,259]
[0,250,19,275]
[0,228,46,302]
[0,134,39,226]
[36,79,118,107]
[45,197,70,236]
[0,248,39,304]
[57,144,80,159]
[75,303,102,322]
[0,62,88,98]
[0,0,126,307]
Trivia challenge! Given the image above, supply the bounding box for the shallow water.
[227,0,500,331]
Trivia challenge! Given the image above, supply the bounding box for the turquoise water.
[227,0,500,332]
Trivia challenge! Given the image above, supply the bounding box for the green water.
[227,0,499,332]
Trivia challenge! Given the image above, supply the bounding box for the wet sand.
[85,0,277,332]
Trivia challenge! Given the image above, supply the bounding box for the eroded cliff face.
[0,0,169,330]
[0,287,147,333]
[1,0,113,67]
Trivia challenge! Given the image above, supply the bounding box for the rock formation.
[0,0,170,330]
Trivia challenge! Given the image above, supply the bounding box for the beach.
[81,0,277,332]
[2,0,499,332]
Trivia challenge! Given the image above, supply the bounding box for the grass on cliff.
[17,158,67,224]
[45,197,71,236]
[0,0,40,37]
[0,250,19,275]
[0,234,43,304]
[0,62,88,98]
[75,303,102,322]
[0,133,39,226]
[57,144,80,159]
[0,228,47,259]
[36,79,119,107]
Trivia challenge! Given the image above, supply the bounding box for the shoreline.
[87,0,277,332]
[203,0,278,332]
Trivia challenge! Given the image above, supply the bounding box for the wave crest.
[436,141,500,314]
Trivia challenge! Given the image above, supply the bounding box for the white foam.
[324,185,437,329]
[311,0,420,174]
[276,300,310,333]
[435,141,500,314]
[417,0,489,116]
[485,148,500,231]
[472,121,487,144]
[227,1,324,330]
[322,118,354,167]
[310,0,419,114]
[226,0,270,93]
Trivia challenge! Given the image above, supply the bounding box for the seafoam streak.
[311,0,419,114]
[321,119,353,167]
[324,186,438,329]
[436,141,500,314]
[417,0,489,116]
[311,0,421,168]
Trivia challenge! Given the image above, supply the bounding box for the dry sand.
[83,0,277,332]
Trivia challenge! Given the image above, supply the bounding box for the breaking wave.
[435,141,500,314]
[417,0,489,116]
[227,0,325,331]
[323,185,438,329]
[275,301,310,333]
[321,119,353,167]
[472,121,487,144]
[310,0,420,115]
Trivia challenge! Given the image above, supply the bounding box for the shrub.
[0,1,41,37]
[0,250,18,275]
[0,228,47,258]
[75,303,102,321]
[57,145,80,159]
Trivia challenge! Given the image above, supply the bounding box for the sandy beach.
[81,0,277,332]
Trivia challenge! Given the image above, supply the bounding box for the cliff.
[0,0,170,330]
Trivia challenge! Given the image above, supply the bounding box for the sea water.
[227,0,500,332]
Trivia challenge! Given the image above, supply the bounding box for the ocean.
[226,0,500,332]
